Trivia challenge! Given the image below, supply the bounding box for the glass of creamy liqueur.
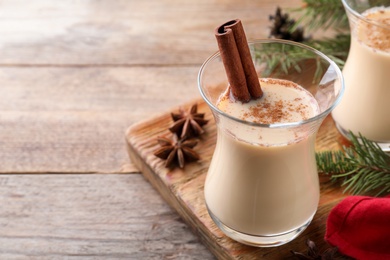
[332,0,390,151]
[198,40,344,247]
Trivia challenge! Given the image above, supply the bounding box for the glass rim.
[342,0,390,30]
[197,39,345,129]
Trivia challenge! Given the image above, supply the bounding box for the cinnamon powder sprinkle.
[361,9,390,51]
[243,98,310,124]
[218,78,317,124]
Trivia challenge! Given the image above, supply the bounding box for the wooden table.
[0,0,318,258]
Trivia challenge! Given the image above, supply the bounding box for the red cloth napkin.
[325,195,390,260]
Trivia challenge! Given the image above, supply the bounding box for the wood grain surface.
[0,0,301,173]
[0,66,202,173]
[0,174,212,259]
[0,0,300,66]
[126,100,350,259]
[0,0,348,258]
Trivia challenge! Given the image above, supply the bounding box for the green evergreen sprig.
[291,0,351,68]
[268,1,351,69]
[305,34,350,68]
[316,133,390,196]
[291,0,349,31]
[253,38,346,83]
[254,43,316,77]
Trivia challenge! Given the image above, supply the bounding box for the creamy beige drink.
[205,78,320,235]
[332,7,390,142]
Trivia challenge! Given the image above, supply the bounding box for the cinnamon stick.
[215,19,263,102]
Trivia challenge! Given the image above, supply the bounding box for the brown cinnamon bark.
[215,22,251,102]
[215,19,263,102]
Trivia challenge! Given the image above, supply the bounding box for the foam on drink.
[219,78,319,125]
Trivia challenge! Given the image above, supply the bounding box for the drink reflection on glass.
[198,40,344,247]
[332,0,390,151]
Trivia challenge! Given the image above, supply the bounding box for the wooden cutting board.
[126,99,350,259]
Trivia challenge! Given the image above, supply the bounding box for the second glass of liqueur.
[332,0,390,151]
[198,40,344,247]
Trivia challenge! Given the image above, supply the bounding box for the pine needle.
[254,37,347,82]
[305,34,350,69]
[316,132,390,196]
[267,2,351,73]
[291,0,349,32]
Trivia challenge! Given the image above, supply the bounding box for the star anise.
[291,239,352,260]
[153,134,200,168]
[169,104,208,138]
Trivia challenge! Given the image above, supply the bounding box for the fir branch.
[254,43,313,77]
[305,33,350,69]
[291,0,349,32]
[315,150,355,174]
[254,39,345,83]
[316,133,390,196]
[268,5,350,71]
